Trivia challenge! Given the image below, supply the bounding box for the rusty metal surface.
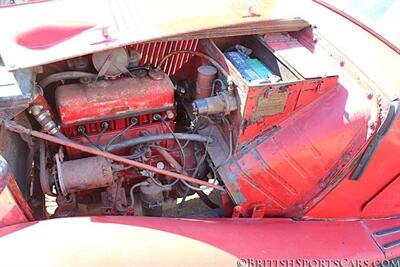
[278,26,400,219]
[196,65,217,99]
[54,194,77,218]
[5,170,34,221]
[255,89,289,117]
[0,65,31,123]
[0,117,34,223]
[0,151,33,226]
[0,155,8,194]
[201,36,339,149]
[218,82,376,217]
[0,187,28,227]
[55,74,175,125]
[63,119,175,159]
[62,121,175,159]
[140,183,163,216]
[59,156,114,194]
[154,146,184,173]
[5,121,224,191]
[101,181,128,215]
[0,158,33,226]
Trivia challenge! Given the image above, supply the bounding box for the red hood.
[0,0,307,70]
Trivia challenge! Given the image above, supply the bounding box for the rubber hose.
[106,133,212,152]
[39,71,97,88]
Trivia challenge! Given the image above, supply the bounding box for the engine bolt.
[101,122,109,130]
[77,126,86,134]
[156,162,165,170]
[166,110,174,120]
[130,117,138,125]
[153,114,162,121]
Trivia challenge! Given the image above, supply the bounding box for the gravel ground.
[46,187,222,218]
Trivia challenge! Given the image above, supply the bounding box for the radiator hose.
[105,133,212,152]
[39,71,97,88]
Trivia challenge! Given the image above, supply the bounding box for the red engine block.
[55,73,176,159]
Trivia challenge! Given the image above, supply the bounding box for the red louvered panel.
[129,39,198,75]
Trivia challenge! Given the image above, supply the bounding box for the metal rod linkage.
[4,121,224,191]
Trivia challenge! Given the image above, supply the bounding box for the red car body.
[0,0,399,266]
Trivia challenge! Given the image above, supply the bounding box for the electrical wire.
[153,115,187,188]
[150,173,179,188]
[96,123,109,146]
[192,128,213,178]
[180,115,231,191]
[180,127,214,191]
[195,115,218,131]
[147,128,212,191]
[82,132,103,150]
[200,156,220,186]
[157,50,229,78]
[153,115,226,192]
[124,146,147,159]
[149,144,175,152]
[157,115,186,171]
[104,122,137,152]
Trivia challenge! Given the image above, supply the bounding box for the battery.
[225,51,273,84]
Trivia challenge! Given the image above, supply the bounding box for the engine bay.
[34,39,240,218]
[3,30,381,219]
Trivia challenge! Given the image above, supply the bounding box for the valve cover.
[55,73,174,125]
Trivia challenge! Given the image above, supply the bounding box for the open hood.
[0,0,308,70]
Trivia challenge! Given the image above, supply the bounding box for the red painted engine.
[55,73,176,159]
[34,42,211,218]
